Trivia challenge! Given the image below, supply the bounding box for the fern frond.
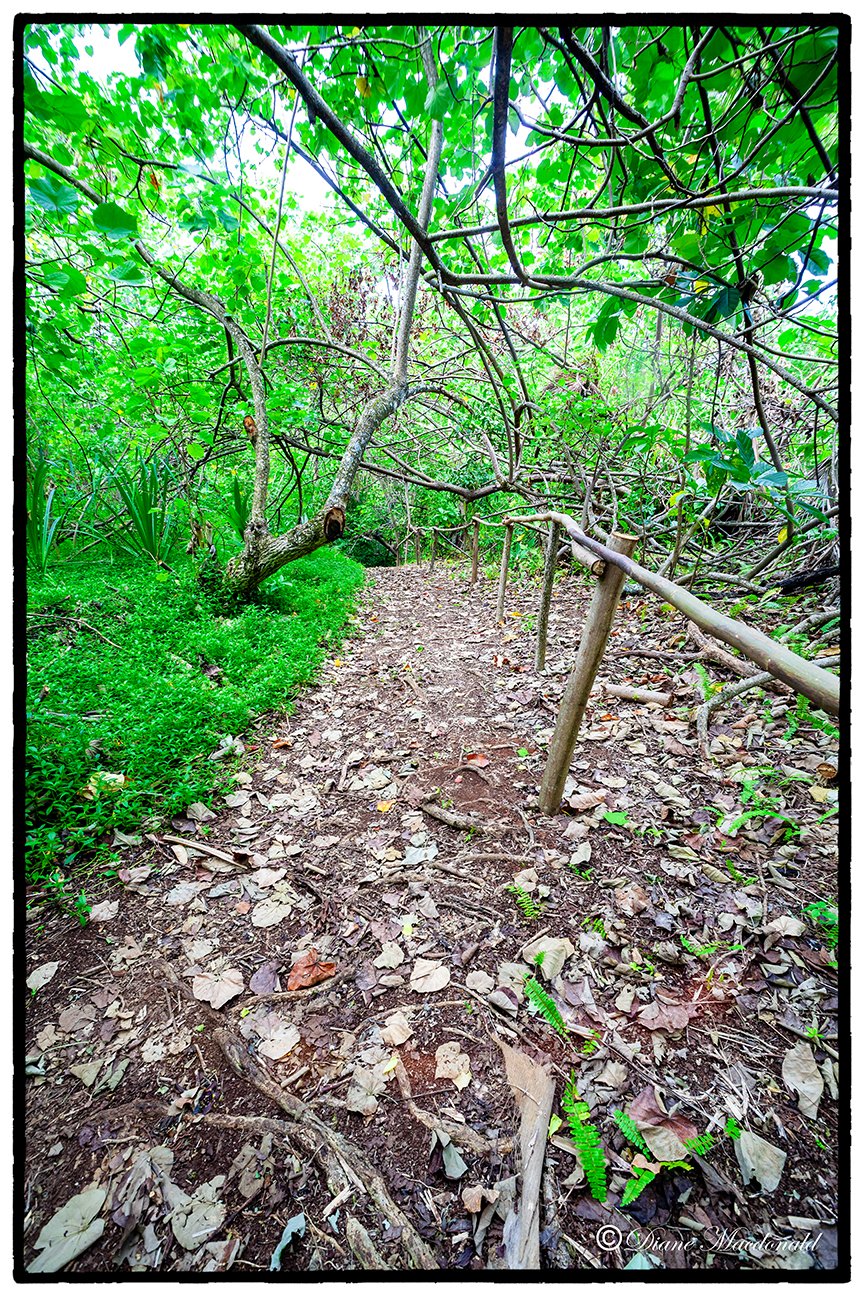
[724,1117,741,1140]
[684,1133,715,1156]
[612,1109,651,1157]
[621,1167,656,1206]
[561,1075,607,1202]
[507,884,544,920]
[523,975,569,1038]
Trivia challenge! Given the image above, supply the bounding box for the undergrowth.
[26,548,364,883]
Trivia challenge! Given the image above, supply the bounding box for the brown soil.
[21,562,841,1275]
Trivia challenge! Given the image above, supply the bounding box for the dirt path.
[22,565,840,1274]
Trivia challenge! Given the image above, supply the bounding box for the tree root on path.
[393,1058,513,1156]
[213,1027,438,1270]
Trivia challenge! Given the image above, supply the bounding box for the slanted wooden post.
[535,521,560,673]
[471,519,480,585]
[429,528,437,574]
[539,532,638,813]
[496,522,513,622]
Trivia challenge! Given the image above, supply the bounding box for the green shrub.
[26,548,364,881]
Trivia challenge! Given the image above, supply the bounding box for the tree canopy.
[23,20,841,589]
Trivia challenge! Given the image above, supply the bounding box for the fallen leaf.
[27,962,60,992]
[257,1021,301,1061]
[637,1000,696,1032]
[782,1040,823,1118]
[735,1129,786,1192]
[374,941,405,970]
[270,1213,305,1270]
[435,1041,472,1090]
[87,899,119,923]
[614,883,650,916]
[345,1066,386,1116]
[627,1085,698,1162]
[192,968,244,1010]
[250,894,294,928]
[462,1184,500,1213]
[69,1060,103,1087]
[764,914,806,937]
[520,935,575,981]
[249,961,281,995]
[169,1177,226,1250]
[28,1186,106,1273]
[410,959,451,994]
[284,948,337,990]
[465,969,495,996]
[380,1010,413,1047]
[187,802,217,822]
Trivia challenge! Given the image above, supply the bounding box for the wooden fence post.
[496,522,513,622]
[535,521,560,673]
[429,528,437,574]
[471,519,480,585]
[538,532,638,813]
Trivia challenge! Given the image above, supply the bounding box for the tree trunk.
[220,27,444,599]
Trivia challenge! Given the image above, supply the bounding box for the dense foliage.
[26,549,363,883]
[22,21,842,882]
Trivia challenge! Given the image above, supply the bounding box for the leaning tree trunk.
[221,25,444,600]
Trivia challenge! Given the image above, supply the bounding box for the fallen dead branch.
[496,1039,556,1269]
[600,682,673,705]
[421,800,491,833]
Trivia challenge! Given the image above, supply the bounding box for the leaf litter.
[23,567,839,1272]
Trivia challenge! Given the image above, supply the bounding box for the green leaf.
[424,81,451,121]
[43,263,88,299]
[107,260,146,285]
[92,202,138,242]
[186,443,207,461]
[29,176,80,216]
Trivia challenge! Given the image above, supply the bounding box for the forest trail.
[23,566,839,1274]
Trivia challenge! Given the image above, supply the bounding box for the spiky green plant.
[111,456,176,564]
[507,884,544,920]
[27,455,63,572]
[683,1133,715,1156]
[612,1109,651,1157]
[523,975,569,1039]
[724,1116,742,1140]
[561,1076,607,1202]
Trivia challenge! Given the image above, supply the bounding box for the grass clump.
[26,548,364,882]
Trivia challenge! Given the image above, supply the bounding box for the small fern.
[507,884,544,920]
[561,1076,607,1202]
[684,1133,715,1156]
[724,1116,742,1140]
[621,1167,656,1206]
[523,975,569,1038]
[612,1109,652,1157]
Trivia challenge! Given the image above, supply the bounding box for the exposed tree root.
[213,1027,438,1270]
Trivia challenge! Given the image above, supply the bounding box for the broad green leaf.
[29,176,79,216]
[92,202,138,242]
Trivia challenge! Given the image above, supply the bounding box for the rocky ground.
[22,561,841,1274]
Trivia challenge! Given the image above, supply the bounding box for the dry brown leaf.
[410,959,450,994]
[284,948,336,991]
[192,967,244,1010]
[434,1041,471,1090]
[782,1040,823,1118]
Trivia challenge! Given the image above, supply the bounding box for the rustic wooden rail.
[503,507,839,713]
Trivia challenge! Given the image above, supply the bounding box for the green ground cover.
[26,549,364,885]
